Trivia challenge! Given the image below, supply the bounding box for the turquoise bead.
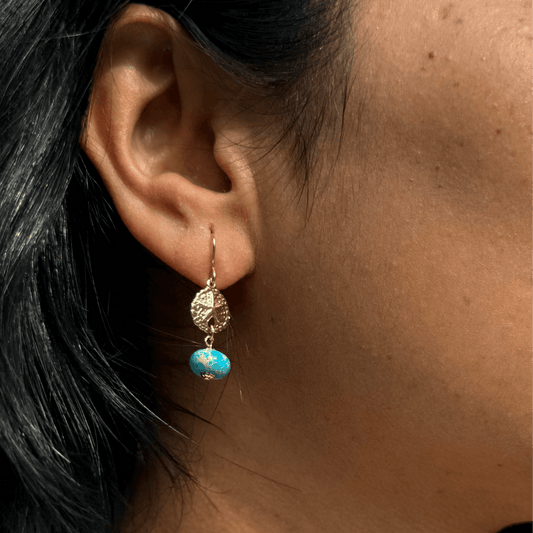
[189,349,231,380]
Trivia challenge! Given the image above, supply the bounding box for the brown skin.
[83,1,531,532]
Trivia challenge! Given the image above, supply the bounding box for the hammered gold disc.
[191,287,230,334]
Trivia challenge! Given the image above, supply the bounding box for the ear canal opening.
[187,118,232,193]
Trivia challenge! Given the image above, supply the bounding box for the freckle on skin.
[454,18,463,24]
[428,52,435,59]
[453,81,460,88]
[231,204,249,222]
[439,3,453,20]
[496,129,501,134]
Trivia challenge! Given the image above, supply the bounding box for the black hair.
[0,1,351,532]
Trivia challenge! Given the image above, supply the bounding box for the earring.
[189,233,231,380]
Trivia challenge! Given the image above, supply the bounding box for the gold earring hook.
[209,232,216,287]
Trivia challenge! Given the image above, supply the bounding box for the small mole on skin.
[453,81,460,87]
[439,3,453,20]
[497,464,503,467]
[463,296,471,306]
[495,129,501,134]
[428,51,435,59]
[454,18,463,24]
[435,164,441,171]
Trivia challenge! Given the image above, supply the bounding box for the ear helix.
[189,232,231,380]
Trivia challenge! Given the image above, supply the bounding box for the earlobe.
[82,4,258,289]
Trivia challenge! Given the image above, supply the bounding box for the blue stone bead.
[189,349,231,380]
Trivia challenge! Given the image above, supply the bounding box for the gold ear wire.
[210,232,216,286]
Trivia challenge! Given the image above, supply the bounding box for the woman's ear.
[81,4,259,289]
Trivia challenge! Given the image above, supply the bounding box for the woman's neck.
[121,371,528,533]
